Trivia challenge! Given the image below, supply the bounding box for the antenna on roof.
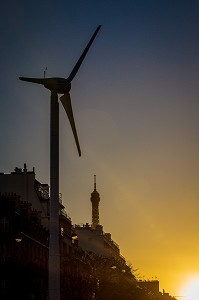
[94,175,96,190]
[44,67,47,79]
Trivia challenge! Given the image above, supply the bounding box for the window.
[0,216,10,232]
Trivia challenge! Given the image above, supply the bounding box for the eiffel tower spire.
[90,175,100,229]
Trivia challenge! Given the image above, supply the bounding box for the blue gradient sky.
[1,0,199,296]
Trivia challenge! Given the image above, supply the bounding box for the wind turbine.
[19,25,101,300]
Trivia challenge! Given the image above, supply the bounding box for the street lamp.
[15,233,22,243]
[71,232,78,245]
[15,231,48,249]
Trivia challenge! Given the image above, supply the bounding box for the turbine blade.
[67,25,101,82]
[60,93,81,156]
[19,77,45,85]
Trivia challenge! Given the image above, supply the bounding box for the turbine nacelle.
[44,78,71,94]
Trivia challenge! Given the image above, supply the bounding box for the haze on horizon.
[0,0,199,297]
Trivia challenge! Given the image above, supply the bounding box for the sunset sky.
[1,0,199,297]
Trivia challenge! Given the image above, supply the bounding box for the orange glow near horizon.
[178,275,199,300]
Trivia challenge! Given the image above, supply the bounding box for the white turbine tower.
[19,25,101,300]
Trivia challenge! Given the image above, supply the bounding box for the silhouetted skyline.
[1,1,199,297]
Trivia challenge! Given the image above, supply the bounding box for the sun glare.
[179,276,199,300]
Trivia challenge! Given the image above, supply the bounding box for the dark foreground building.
[0,166,92,299]
[0,166,177,300]
[0,192,48,299]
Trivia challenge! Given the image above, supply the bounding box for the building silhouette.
[0,165,177,300]
[0,192,48,299]
[0,165,91,299]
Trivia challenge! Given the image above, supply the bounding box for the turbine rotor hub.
[44,78,71,94]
